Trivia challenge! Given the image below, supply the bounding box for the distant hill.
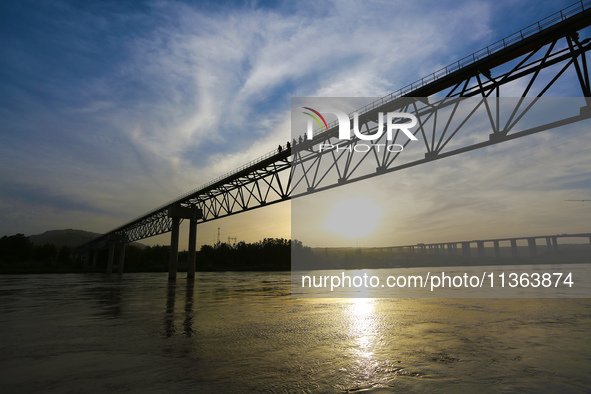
[28,229,148,249]
[28,229,102,248]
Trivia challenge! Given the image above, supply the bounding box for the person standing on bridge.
[286,141,291,150]
[278,145,282,153]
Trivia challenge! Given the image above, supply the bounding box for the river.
[1,269,590,392]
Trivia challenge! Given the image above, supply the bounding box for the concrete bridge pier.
[107,241,116,275]
[461,242,471,257]
[477,241,485,257]
[168,204,203,281]
[106,235,126,275]
[528,238,537,257]
[118,243,126,275]
[187,218,197,279]
[187,206,203,279]
[510,239,519,257]
[168,216,181,281]
[546,237,553,253]
[493,240,501,257]
[81,250,90,268]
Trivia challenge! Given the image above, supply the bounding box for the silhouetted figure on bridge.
[286,141,291,150]
[298,135,302,144]
[292,138,297,146]
[278,145,282,153]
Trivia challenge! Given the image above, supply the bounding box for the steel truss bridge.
[81,1,591,279]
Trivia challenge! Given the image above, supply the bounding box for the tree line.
[0,233,314,273]
[0,234,75,273]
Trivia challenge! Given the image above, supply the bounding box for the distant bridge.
[80,1,591,279]
[374,232,591,258]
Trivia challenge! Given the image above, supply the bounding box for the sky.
[1,0,590,249]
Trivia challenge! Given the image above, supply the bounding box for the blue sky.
[1,0,590,247]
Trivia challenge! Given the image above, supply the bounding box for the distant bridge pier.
[461,242,471,257]
[493,240,501,258]
[80,250,89,268]
[107,240,115,275]
[477,241,485,258]
[546,237,553,253]
[510,239,519,257]
[118,243,126,275]
[528,238,537,257]
[168,204,203,281]
[106,236,126,275]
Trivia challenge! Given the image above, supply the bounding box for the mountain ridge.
[27,229,146,249]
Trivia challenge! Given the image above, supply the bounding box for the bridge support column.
[552,237,558,251]
[462,242,471,257]
[528,238,537,257]
[118,243,126,275]
[168,204,203,281]
[107,241,115,275]
[546,237,553,253]
[169,216,180,281]
[493,240,501,258]
[82,251,90,268]
[477,241,485,258]
[187,218,197,280]
[510,239,519,257]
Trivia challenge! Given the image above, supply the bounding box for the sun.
[323,197,381,239]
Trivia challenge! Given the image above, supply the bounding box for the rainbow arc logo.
[302,107,329,135]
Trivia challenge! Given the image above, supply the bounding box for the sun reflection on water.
[346,298,380,382]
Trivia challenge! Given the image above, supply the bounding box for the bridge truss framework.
[79,1,591,279]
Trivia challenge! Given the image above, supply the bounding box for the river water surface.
[1,270,590,392]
